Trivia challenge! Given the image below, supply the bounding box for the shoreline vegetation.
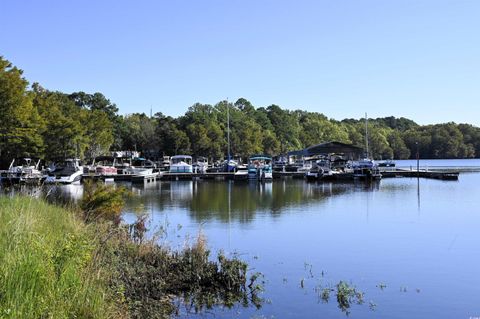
[0,182,263,318]
[2,55,480,169]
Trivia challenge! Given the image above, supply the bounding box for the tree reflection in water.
[123,179,380,223]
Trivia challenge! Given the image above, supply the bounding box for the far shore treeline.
[1,56,480,168]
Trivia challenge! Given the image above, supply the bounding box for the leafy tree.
[0,57,44,166]
[267,104,301,152]
[403,128,432,159]
[120,113,158,156]
[154,112,190,155]
[181,103,225,159]
[458,124,480,156]
[33,86,87,160]
[83,110,114,158]
[298,112,350,147]
[68,91,119,121]
[368,127,393,159]
[374,116,418,132]
[387,131,410,159]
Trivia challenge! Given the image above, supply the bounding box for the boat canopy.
[288,142,364,160]
[171,155,192,159]
[249,156,272,161]
[304,142,363,158]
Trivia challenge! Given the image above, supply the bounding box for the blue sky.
[1,0,479,125]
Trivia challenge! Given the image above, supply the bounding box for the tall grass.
[0,196,114,318]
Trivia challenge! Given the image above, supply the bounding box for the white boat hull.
[126,167,153,175]
[45,170,83,184]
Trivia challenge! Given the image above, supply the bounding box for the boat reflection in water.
[122,179,380,224]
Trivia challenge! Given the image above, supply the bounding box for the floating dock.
[380,169,459,180]
[0,168,463,187]
[81,169,459,182]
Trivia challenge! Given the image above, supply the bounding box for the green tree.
[33,86,87,160]
[267,104,301,152]
[120,113,158,155]
[83,110,114,158]
[387,131,410,159]
[458,124,480,157]
[298,112,350,147]
[0,57,44,166]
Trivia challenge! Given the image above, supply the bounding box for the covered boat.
[248,156,273,181]
[169,155,193,173]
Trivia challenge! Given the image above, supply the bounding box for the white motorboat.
[193,156,209,173]
[169,155,193,173]
[124,157,155,175]
[160,155,170,171]
[233,164,249,180]
[45,159,83,184]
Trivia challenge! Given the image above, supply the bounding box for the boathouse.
[289,141,364,160]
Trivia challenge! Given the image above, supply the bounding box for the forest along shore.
[0,182,263,319]
[2,55,480,171]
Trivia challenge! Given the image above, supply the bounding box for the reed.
[0,196,114,318]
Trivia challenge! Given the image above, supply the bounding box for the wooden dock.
[77,168,463,185]
[380,169,459,180]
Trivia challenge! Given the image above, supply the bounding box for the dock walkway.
[381,168,459,180]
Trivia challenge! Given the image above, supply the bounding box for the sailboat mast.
[227,100,231,160]
[365,112,369,158]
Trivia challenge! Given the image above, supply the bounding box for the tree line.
[1,56,480,168]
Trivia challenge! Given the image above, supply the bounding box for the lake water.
[6,159,480,318]
[119,159,480,319]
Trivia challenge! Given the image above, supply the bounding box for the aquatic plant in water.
[315,281,366,316]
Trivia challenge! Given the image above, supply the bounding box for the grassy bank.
[0,186,262,319]
[0,196,114,318]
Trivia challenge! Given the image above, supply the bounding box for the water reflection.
[124,180,381,223]
[417,177,421,212]
[2,179,382,225]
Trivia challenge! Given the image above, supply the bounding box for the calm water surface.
[122,168,480,318]
[16,160,480,318]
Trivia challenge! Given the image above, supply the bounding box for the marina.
[1,167,463,186]
[1,142,469,186]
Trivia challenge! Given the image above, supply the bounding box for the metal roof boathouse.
[288,141,364,160]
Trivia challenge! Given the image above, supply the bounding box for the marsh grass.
[1,185,263,319]
[106,222,264,319]
[0,196,115,318]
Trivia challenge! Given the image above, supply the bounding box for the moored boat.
[352,159,382,180]
[193,156,209,173]
[45,159,83,184]
[93,156,118,176]
[0,158,44,185]
[233,165,249,180]
[125,157,155,175]
[378,159,396,168]
[248,156,273,181]
[169,155,193,173]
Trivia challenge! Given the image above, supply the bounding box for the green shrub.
[80,180,130,224]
